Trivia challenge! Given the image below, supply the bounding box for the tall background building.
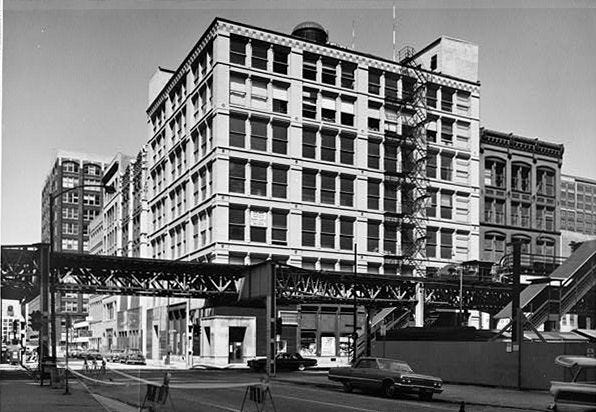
[560,174,596,257]
[40,151,110,352]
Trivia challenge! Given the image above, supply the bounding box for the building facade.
[560,174,596,257]
[479,129,564,263]
[142,18,480,365]
[40,151,110,350]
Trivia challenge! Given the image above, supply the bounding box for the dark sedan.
[248,352,317,372]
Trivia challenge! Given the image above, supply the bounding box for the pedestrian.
[83,357,90,374]
[91,357,98,376]
[100,357,107,378]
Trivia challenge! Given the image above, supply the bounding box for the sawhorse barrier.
[240,383,277,412]
[140,372,176,412]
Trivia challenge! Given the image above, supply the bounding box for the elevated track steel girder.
[1,245,511,312]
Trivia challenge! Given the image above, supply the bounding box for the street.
[61,362,546,412]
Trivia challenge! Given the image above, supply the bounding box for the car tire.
[342,381,353,393]
[297,363,306,371]
[419,392,433,401]
[383,381,395,398]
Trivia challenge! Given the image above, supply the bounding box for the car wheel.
[297,363,306,371]
[342,381,353,393]
[419,392,433,401]
[383,381,396,398]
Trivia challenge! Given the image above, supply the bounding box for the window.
[338,133,355,165]
[368,70,381,95]
[272,166,288,198]
[251,78,268,110]
[62,208,79,219]
[367,221,380,252]
[321,172,336,204]
[63,192,79,204]
[230,35,247,65]
[536,237,555,256]
[340,175,354,207]
[302,88,317,119]
[441,119,453,145]
[251,40,268,70]
[368,104,380,131]
[272,83,288,114]
[340,218,354,250]
[368,179,380,210]
[320,215,336,248]
[273,46,289,74]
[485,158,505,188]
[341,62,355,89]
[62,222,78,235]
[440,230,453,259]
[83,194,100,206]
[249,209,267,242]
[229,159,246,193]
[427,191,437,218]
[250,117,268,151]
[321,130,336,162]
[61,238,79,250]
[230,73,247,106]
[302,169,317,202]
[537,206,555,231]
[427,120,437,142]
[84,164,100,175]
[229,114,246,148]
[440,154,453,181]
[368,140,380,169]
[537,168,555,197]
[441,88,454,112]
[302,213,316,247]
[426,152,437,178]
[384,223,397,254]
[321,94,336,122]
[321,58,337,85]
[229,206,245,240]
[384,143,398,174]
[456,121,470,146]
[250,163,268,196]
[340,98,354,126]
[63,162,79,173]
[456,91,471,114]
[426,227,437,258]
[512,163,531,192]
[62,176,78,188]
[384,105,398,133]
[402,77,416,102]
[272,210,288,245]
[384,184,398,213]
[385,74,398,100]
[302,128,316,159]
[427,84,438,108]
[303,52,318,81]
[440,192,452,220]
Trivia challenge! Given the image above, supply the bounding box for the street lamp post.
[47,184,115,361]
[63,314,71,395]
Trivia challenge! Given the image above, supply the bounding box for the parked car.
[248,352,317,372]
[121,348,146,365]
[328,357,443,400]
[85,349,102,360]
[549,355,596,412]
[106,349,125,363]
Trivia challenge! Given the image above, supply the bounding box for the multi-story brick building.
[479,129,564,262]
[141,18,480,366]
[40,151,110,351]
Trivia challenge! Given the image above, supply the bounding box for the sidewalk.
[0,367,106,412]
[273,371,553,411]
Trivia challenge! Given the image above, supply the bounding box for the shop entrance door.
[228,327,246,363]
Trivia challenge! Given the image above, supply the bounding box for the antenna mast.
[392,4,397,61]
[351,20,356,50]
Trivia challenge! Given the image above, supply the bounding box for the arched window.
[536,167,555,197]
[484,157,506,188]
[511,234,531,254]
[511,162,531,193]
[483,231,506,262]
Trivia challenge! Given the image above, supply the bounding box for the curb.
[273,377,547,412]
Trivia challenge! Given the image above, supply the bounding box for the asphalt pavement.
[1,362,553,412]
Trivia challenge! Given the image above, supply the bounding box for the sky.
[2,0,596,245]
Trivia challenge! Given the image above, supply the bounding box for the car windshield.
[378,360,413,373]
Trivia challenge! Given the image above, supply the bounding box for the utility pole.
[511,241,522,390]
[352,244,358,363]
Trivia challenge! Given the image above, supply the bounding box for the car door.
[351,359,377,390]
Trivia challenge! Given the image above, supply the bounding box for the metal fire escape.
[382,45,429,278]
